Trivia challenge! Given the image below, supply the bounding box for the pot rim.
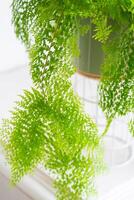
[77,69,100,80]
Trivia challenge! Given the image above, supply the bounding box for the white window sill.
[0,152,55,200]
[1,149,134,200]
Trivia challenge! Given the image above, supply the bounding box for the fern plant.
[0,0,134,200]
[98,3,134,136]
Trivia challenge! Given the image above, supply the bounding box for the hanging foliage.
[0,0,134,199]
[98,0,134,127]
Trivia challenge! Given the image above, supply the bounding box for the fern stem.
[101,117,113,138]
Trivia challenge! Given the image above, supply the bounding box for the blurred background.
[0,1,134,200]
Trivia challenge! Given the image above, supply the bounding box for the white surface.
[0,66,32,121]
[96,160,134,200]
[0,150,55,200]
[0,174,31,200]
[104,135,133,167]
[100,177,134,200]
[0,0,28,72]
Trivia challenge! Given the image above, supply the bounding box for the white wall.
[0,0,28,72]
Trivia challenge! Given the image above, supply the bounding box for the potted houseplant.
[0,1,134,200]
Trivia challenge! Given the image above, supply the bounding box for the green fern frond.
[99,30,134,122]
[1,88,103,198]
[128,119,134,136]
[1,1,106,197]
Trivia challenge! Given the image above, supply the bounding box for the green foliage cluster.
[0,0,104,200]
[0,0,134,199]
[99,31,134,120]
[98,0,134,131]
[1,89,102,199]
